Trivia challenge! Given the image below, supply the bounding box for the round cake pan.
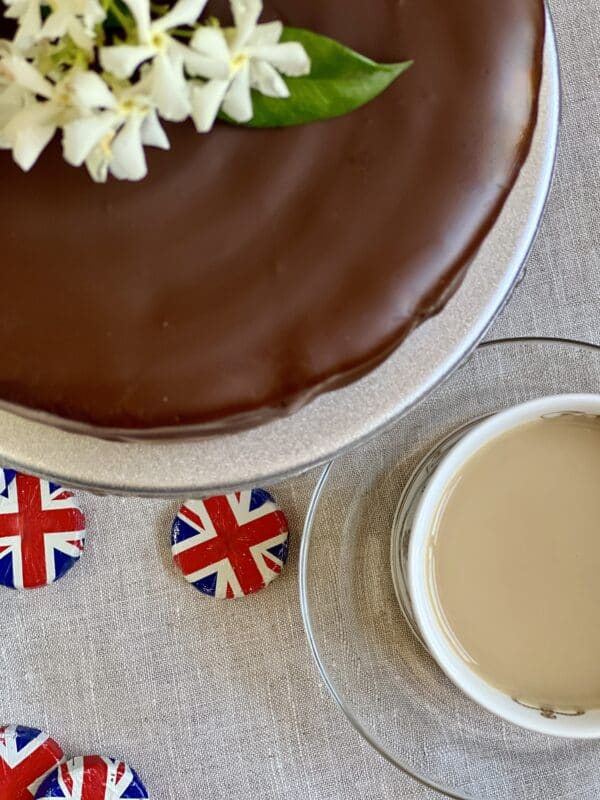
[0,11,560,497]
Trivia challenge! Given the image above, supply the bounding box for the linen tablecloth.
[3,2,599,797]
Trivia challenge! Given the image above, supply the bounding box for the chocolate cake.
[0,0,545,435]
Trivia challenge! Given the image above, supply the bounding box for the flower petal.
[247,20,282,47]
[110,114,147,180]
[190,26,230,64]
[82,0,106,27]
[230,0,262,49]
[141,108,170,149]
[62,111,118,165]
[66,18,95,51]
[0,55,54,98]
[3,100,59,156]
[0,84,27,128]
[153,0,208,33]
[100,45,156,79]
[190,78,228,132]
[222,62,252,122]
[121,0,152,43]
[249,59,288,98]
[150,52,190,121]
[249,42,310,76]
[85,145,110,182]
[12,2,43,48]
[3,0,26,21]
[3,98,57,132]
[38,9,69,41]
[69,71,117,110]
[12,121,56,171]
[172,38,228,79]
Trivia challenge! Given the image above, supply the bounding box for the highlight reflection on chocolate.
[0,0,545,434]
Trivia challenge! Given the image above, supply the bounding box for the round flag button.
[171,489,289,599]
[0,470,86,590]
[0,724,64,800]
[35,756,149,799]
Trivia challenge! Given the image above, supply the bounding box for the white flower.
[0,55,69,169]
[0,54,167,179]
[2,0,43,50]
[38,0,106,52]
[0,82,28,139]
[0,83,29,144]
[189,0,309,132]
[0,0,314,182]
[0,41,29,136]
[62,76,169,182]
[0,38,17,82]
[99,0,227,122]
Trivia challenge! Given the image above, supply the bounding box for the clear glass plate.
[300,337,600,800]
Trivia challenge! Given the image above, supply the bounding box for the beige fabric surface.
[3,1,599,798]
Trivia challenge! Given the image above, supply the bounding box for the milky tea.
[428,414,600,711]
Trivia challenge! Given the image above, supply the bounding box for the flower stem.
[104,0,135,37]
[171,27,194,39]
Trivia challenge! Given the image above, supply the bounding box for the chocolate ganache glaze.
[0,0,545,435]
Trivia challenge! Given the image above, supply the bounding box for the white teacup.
[408,393,600,738]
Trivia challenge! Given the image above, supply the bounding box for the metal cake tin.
[0,12,560,497]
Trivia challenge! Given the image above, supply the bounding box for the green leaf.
[221,27,412,128]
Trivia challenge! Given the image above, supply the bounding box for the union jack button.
[0,470,86,590]
[35,755,149,799]
[171,489,289,599]
[0,724,64,800]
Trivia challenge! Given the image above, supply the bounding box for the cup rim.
[408,392,600,738]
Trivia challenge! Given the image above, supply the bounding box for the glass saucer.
[300,337,600,800]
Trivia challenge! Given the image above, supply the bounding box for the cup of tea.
[408,394,600,738]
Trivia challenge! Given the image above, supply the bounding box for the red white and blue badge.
[0,724,64,800]
[171,489,289,599]
[34,756,149,799]
[0,470,86,590]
